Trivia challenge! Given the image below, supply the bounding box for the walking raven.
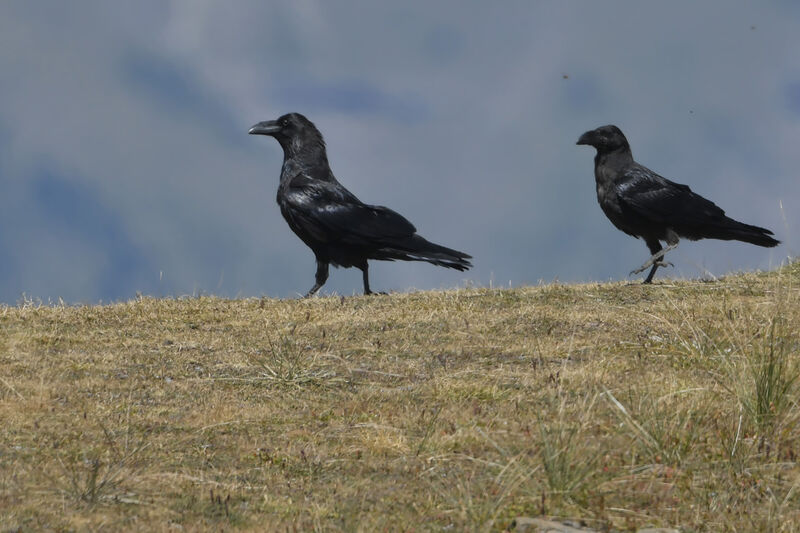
[577,125,779,283]
[249,113,472,297]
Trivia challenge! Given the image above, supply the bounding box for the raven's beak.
[576,131,594,146]
[248,120,281,136]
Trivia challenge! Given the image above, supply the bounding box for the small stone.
[510,517,597,533]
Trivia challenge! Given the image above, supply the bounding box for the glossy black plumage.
[577,125,779,283]
[249,113,472,297]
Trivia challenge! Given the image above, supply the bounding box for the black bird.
[577,125,779,283]
[249,113,472,297]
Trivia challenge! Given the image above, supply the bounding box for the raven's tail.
[708,218,780,248]
[377,234,472,271]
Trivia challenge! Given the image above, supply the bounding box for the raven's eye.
[280,118,289,127]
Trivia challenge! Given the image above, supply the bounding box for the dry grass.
[1,262,799,531]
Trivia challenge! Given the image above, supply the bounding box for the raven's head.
[576,125,629,153]
[249,112,325,155]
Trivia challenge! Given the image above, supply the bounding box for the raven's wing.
[617,165,727,226]
[280,173,417,246]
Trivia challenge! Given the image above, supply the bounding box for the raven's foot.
[630,244,678,275]
[630,260,673,276]
[303,287,321,298]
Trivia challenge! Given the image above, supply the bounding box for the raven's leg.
[642,240,665,283]
[358,261,373,295]
[632,238,677,283]
[304,260,329,298]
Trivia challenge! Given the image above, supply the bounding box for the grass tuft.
[539,393,601,498]
[247,332,334,386]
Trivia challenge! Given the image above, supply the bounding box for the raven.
[249,113,472,297]
[577,125,779,283]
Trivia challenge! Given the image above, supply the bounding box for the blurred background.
[0,1,797,303]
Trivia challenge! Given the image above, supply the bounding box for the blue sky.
[0,1,797,303]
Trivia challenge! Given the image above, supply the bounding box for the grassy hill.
[1,263,799,531]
